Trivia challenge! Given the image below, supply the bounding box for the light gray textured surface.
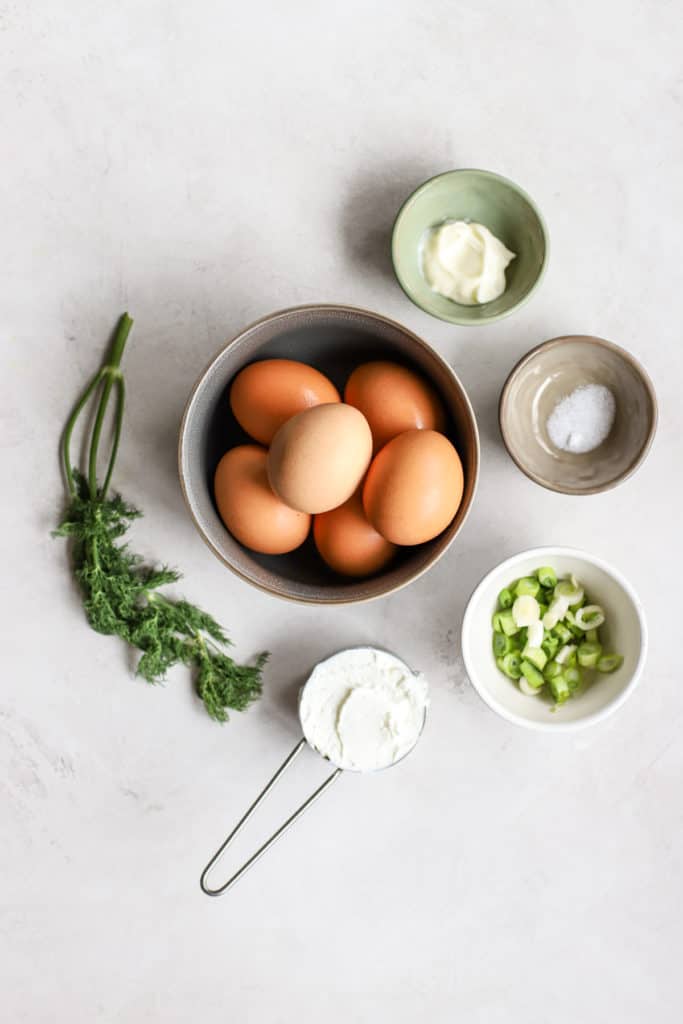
[2,2,681,1021]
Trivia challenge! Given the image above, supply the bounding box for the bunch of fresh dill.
[55,313,267,722]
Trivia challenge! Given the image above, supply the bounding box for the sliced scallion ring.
[542,594,570,630]
[515,577,541,598]
[527,620,544,648]
[520,660,545,689]
[577,641,602,668]
[555,643,576,665]
[499,652,523,679]
[574,605,606,630]
[564,665,582,691]
[597,653,624,673]
[519,676,544,696]
[544,659,562,680]
[512,595,540,628]
[536,566,557,588]
[493,633,511,657]
[549,673,570,704]
[554,577,584,607]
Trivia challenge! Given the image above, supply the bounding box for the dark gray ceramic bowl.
[178,304,479,604]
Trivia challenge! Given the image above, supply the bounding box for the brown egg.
[362,429,464,545]
[313,491,397,577]
[214,445,310,554]
[344,361,446,453]
[268,403,373,514]
[230,359,340,445]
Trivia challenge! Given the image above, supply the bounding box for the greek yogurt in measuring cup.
[299,648,428,772]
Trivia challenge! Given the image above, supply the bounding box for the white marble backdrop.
[2,1,681,1021]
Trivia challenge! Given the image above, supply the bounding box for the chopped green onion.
[568,575,585,604]
[520,660,545,689]
[493,633,511,657]
[555,578,584,606]
[556,644,576,666]
[542,634,560,659]
[597,653,624,673]
[544,659,562,681]
[549,674,570,705]
[498,652,523,679]
[566,620,586,640]
[574,605,606,630]
[515,577,541,598]
[577,641,602,668]
[492,566,622,708]
[527,620,544,648]
[506,633,524,654]
[512,595,540,628]
[522,645,547,670]
[497,609,520,636]
[519,676,544,696]
[536,566,557,588]
[564,609,588,635]
[563,665,582,692]
[552,622,572,643]
[543,594,570,630]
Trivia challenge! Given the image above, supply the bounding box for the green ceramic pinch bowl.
[391,169,549,326]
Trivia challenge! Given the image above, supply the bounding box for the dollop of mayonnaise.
[299,648,428,772]
[422,220,515,305]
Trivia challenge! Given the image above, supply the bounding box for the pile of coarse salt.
[546,384,616,454]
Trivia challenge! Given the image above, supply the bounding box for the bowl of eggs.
[178,304,479,603]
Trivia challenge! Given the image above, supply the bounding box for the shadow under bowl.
[178,304,480,604]
[391,169,548,325]
[499,335,657,495]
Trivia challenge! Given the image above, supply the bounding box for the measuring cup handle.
[200,738,342,897]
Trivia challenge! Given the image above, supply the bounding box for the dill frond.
[55,316,267,722]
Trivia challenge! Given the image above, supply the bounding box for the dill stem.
[88,313,134,500]
[61,313,134,499]
[62,368,106,497]
[100,375,126,499]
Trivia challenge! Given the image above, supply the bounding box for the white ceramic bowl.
[461,547,647,731]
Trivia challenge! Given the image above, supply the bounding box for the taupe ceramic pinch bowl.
[178,304,479,603]
[499,335,657,495]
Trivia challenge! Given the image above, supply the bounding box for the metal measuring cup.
[200,646,427,897]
